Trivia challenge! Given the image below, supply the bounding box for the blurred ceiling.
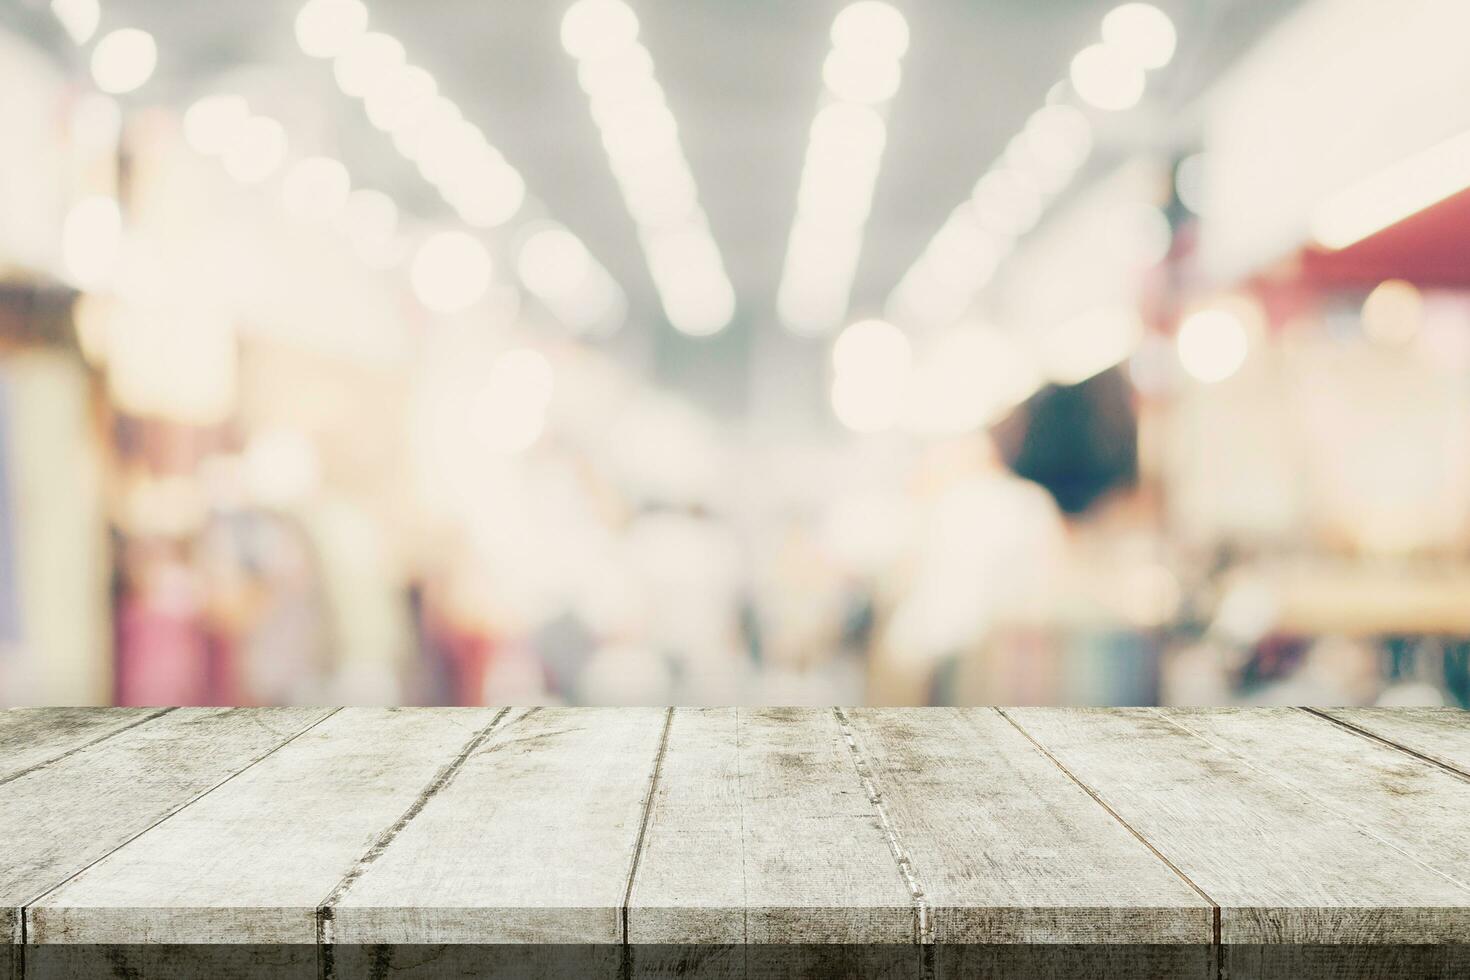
[4,0,1301,414]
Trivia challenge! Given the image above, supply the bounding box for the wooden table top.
[3,706,1469,954]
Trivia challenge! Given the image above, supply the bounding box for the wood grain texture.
[10,706,1470,955]
[328,706,670,944]
[843,707,1213,944]
[3,706,332,948]
[626,707,915,944]
[1316,707,1470,775]
[28,708,503,944]
[1165,707,1470,893]
[1005,707,1470,943]
[0,707,168,785]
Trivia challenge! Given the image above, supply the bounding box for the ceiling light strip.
[295,0,624,330]
[885,3,1175,330]
[561,0,736,336]
[775,1,910,337]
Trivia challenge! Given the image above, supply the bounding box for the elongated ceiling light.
[295,0,624,331]
[1311,127,1470,250]
[776,1,910,337]
[562,0,736,336]
[885,3,1175,330]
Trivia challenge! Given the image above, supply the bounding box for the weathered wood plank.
[1005,708,1470,943]
[843,707,1213,943]
[27,707,505,944]
[626,707,914,944]
[1163,708,1470,890]
[1316,707,1470,775]
[0,707,168,784]
[328,706,669,944]
[2,707,332,948]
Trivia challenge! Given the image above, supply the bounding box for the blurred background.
[2,0,1469,709]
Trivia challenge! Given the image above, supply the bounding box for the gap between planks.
[0,708,176,789]
[1153,708,1470,901]
[619,706,676,946]
[18,708,344,948]
[1298,706,1470,783]
[833,707,933,945]
[994,707,1224,950]
[314,705,520,958]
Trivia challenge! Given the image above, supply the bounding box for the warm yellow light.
[1312,128,1470,250]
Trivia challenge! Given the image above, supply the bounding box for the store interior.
[2,0,1468,708]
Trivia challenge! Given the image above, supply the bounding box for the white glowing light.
[560,0,640,60]
[90,28,157,95]
[1361,279,1422,346]
[517,227,592,298]
[833,318,911,379]
[477,348,555,453]
[364,65,437,133]
[411,231,493,314]
[70,93,122,151]
[337,189,399,268]
[333,32,405,98]
[1311,127,1470,250]
[905,325,1041,435]
[449,164,526,229]
[831,373,905,434]
[1108,202,1173,266]
[1174,152,1208,214]
[822,48,902,104]
[830,1,910,61]
[779,5,907,335]
[810,102,888,158]
[886,6,1179,326]
[1037,307,1144,384]
[661,275,736,337]
[830,321,915,434]
[1012,104,1092,177]
[51,0,99,45]
[221,116,288,183]
[1101,3,1177,70]
[107,309,237,425]
[282,156,352,222]
[576,45,654,99]
[564,11,733,337]
[62,195,122,288]
[923,211,1006,290]
[295,0,368,59]
[244,429,321,506]
[1069,43,1145,111]
[1176,308,1249,383]
[971,169,1044,236]
[182,95,250,156]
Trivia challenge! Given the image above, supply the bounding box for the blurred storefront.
[2,0,1469,709]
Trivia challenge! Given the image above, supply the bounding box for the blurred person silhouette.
[875,434,1067,704]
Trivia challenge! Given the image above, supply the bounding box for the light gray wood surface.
[1317,706,1470,775]
[328,706,669,944]
[4,706,1470,952]
[843,708,1213,944]
[1,707,332,945]
[0,707,168,785]
[627,707,915,944]
[1004,707,1470,943]
[27,708,504,944]
[1161,708,1470,897]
